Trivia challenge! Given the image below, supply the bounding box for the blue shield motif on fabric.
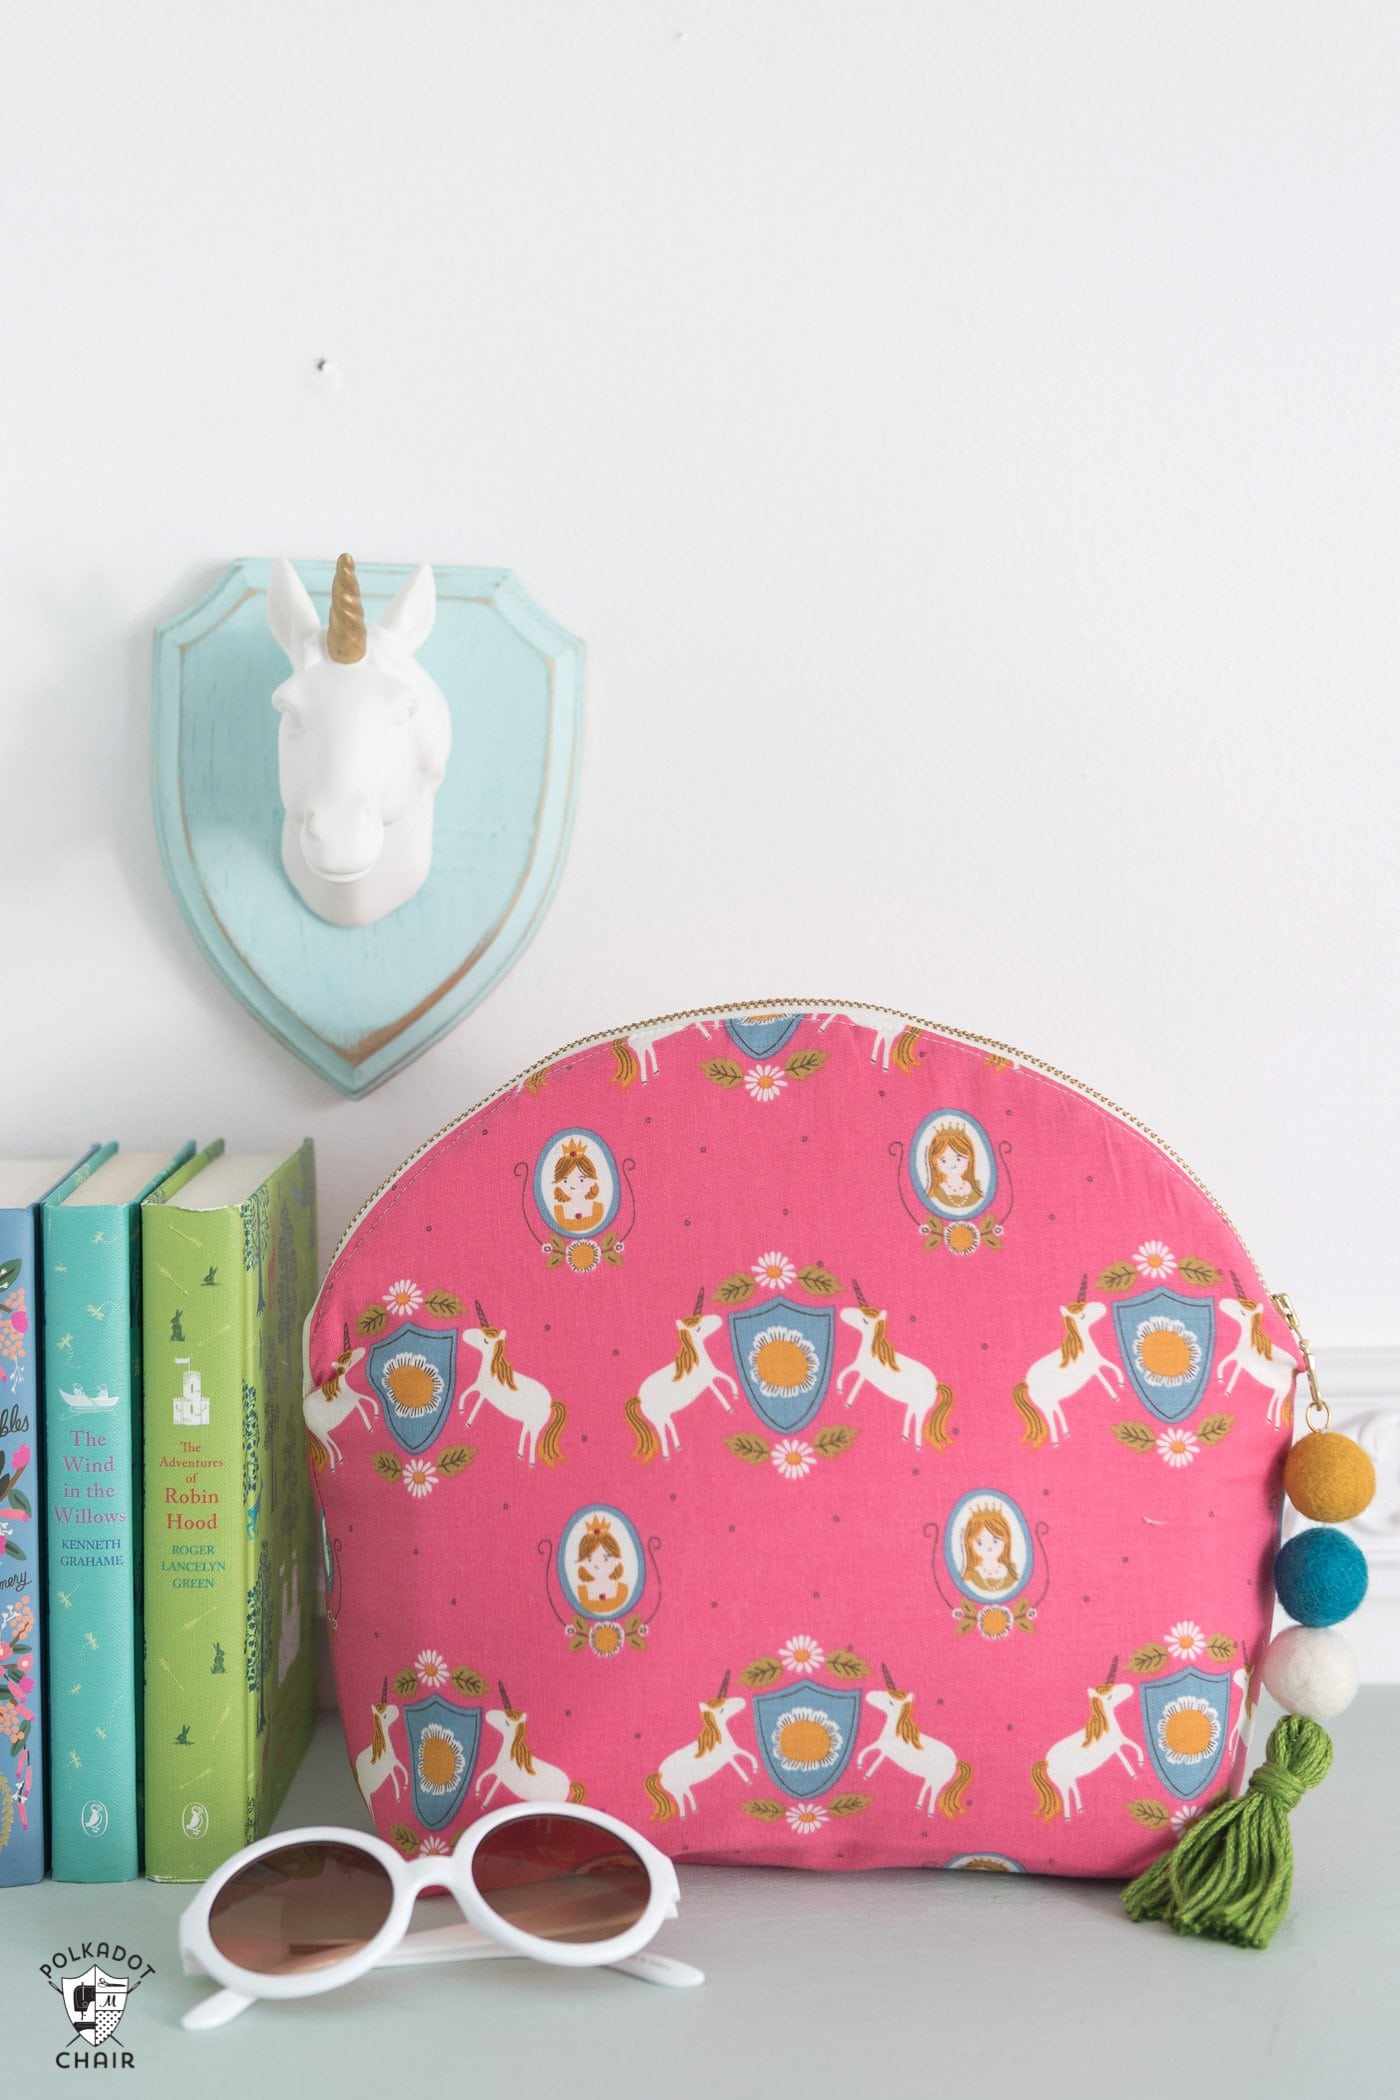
[404,1696,481,1829]
[729,1296,835,1434]
[1139,1667,1231,1800]
[724,1013,803,1059]
[368,1324,457,1454]
[754,1684,862,1800]
[150,559,585,1098]
[1113,1289,1216,1424]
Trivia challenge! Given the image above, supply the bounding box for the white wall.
[3,7,1396,1635]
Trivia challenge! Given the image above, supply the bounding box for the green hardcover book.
[43,1142,195,1881]
[141,1140,317,1881]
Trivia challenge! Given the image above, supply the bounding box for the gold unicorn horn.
[327,552,367,663]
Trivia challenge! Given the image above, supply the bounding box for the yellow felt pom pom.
[1283,1430,1376,1524]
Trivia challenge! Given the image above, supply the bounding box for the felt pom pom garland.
[1261,1625,1359,1723]
[1283,1428,1376,1524]
[1124,1294,1374,1950]
[1273,1526,1368,1627]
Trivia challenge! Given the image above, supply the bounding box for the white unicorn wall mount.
[267,553,453,928]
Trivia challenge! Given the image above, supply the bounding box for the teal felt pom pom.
[1274,1526,1368,1627]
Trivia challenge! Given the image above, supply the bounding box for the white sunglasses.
[178,1804,702,2030]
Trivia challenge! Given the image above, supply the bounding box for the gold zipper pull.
[1272,1292,1329,1431]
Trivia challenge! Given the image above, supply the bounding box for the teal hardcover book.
[43,1144,195,1881]
[0,1152,99,1887]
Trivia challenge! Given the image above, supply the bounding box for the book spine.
[142,1204,251,1881]
[245,1147,318,1838]
[0,1205,44,1885]
[44,1203,142,1880]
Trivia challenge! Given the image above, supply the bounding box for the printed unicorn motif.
[625,1293,738,1462]
[839,1290,954,1447]
[303,1345,379,1467]
[817,1009,916,1070]
[1030,1663,1143,1818]
[644,1673,758,1820]
[611,1017,716,1087]
[459,1306,566,1466]
[1218,1277,1299,1427]
[354,1680,407,1806]
[1012,1284,1123,1447]
[859,1665,972,1815]
[476,1687,586,1807]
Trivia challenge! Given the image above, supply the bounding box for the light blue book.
[0,1151,98,1886]
[43,1144,194,1881]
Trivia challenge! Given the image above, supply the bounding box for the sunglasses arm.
[379,1920,703,1987]
[181,1923,705,2028]
[181,1987,258,2032]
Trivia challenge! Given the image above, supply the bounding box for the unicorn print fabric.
[306,1005,1291,1875]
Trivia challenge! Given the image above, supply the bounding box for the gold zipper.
[326,997,1268,1286]
[1272,1294,1328,1427]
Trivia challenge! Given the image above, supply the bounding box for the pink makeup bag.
[304,1003,1296,1881]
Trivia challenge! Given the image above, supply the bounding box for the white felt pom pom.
[1261,1624,1359,1722]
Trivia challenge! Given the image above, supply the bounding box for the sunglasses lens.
[470,1815,652,1945]
[208,1841,395,1977]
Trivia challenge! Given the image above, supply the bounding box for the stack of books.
[0,1140,317,1886]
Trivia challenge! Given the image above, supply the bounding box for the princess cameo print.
[920,1115,994,1217]
[894,1109,1012,1256]
[517,1127,635,1275]
[928,1491,1049,1640]
[541,1505,661,1657]
[947,1492,1031,1601]
[561,1506,643,1620]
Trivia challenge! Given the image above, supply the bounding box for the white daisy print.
[403,1457,438,1499]
[380,1351,446,1417]
[744,1062,787,1104]
[779,1635,825,1676]
[1170,1803,1202,1833]
[1155,1695,1221,1768]
[771,1437,817,1480]
[1156,1428,1200,1469]
[1165,1621,1206,1662]
[1134,1242,1176,1282]
[770,1706,844,1774]
[415,1722,467,1794]
[419,1834,452,1855]
[416,1648,448,1688]
[748,1326,820,1402]
[1133,1317,1202,1390]
[786,1803,829,1836]
[752,1250,796,1292]
[385,1279,423,1316]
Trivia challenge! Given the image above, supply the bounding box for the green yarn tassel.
[1123,1715,1333,1949]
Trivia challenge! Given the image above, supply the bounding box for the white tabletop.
[5,1694,1395,2094]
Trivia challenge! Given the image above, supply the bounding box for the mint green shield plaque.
[152,559,583,1096]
